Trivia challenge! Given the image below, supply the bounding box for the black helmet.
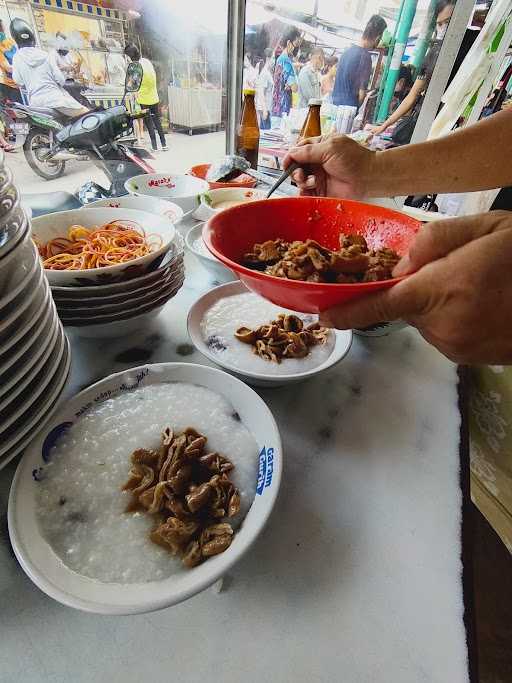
[10,18,36,48]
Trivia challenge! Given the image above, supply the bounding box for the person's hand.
[283,134,376,198]
[366,123,387,136]
[319,211,512,365]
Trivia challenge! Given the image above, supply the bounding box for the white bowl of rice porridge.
[8,363,281,614]
[188,282,353,387]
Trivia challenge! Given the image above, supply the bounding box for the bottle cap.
[243,88,256,95]
[308,98,322,106]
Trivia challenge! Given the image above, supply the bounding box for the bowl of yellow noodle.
[32,208,176,287]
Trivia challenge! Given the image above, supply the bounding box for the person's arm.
[286,61,298,93]
[49,55,66,86]
[283,110,512,198]
[319,211,512,365]
[372,77,424,133]
[357,52,372,105]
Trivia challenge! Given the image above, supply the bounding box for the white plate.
[60,276,184,325]
[0,223,35,298]
[0,314,60,405]
[32,208,176,287]
[0,325,65,431]
[55,264,184,316]
[0,334,71,457]
[0,240,39,311]
[8,362,281,614]
[53,258,184,307]
[49,235,184,298]
[187,281,353,387]
[65,306,166,339]
[0,266,45,336]
[0,274,50,355]
[0,342,71,471]
[0,297,54,376]
[185,223,237,284]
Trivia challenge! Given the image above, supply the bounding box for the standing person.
[370,0,455,141]
[297,47,324,108]
[320,56,338,102]
[0,19,21,152]
[11,19,89,118]
[124,43,167,152]
[243,52,259,90]
[50,34,90,109]
[332,15,387,109]
[271,27,302,125]
[256,48,273,130]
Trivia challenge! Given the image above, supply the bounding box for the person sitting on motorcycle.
[10,19,90,119]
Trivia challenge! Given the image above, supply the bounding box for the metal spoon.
[265,162,299,198]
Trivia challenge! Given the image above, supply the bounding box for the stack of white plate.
[50,243,185,338]
[0,155,70,470]
[32,207,186,339]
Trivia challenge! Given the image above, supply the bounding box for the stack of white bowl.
[32,207,184,339]
[0,154,70,469]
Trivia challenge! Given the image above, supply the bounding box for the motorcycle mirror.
[124,62,143,94]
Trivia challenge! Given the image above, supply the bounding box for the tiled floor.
[472,504,512,682]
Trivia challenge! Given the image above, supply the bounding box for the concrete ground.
[4,130,225,195]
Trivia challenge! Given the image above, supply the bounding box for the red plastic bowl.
[203,196,421,313]
[189,163,257,190]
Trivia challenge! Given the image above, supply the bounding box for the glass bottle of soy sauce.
[299,98,322,140]
[236,88,260,169]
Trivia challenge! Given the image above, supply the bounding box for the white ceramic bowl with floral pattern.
[8,363,282,614]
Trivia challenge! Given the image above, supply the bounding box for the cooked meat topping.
[235,313,328,364]
[243,234,400,283]
[122,426,241,568]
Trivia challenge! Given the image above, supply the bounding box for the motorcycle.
[3,62,155,201]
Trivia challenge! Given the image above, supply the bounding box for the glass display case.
[168,44,224,134]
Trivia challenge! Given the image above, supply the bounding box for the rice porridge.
[201,292,335,375]
[36,382,258,583]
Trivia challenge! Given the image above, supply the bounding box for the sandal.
[0,143,15,152]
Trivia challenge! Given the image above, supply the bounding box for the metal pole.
[226,0,246,155]
[374,0,405,121]
[410,0,437,74]
[376,0,418,123]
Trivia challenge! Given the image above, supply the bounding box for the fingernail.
[392,254,411,277]
[305,175,316,187]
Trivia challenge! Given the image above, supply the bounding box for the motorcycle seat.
[22,191,82,218]
[14,104,70,124]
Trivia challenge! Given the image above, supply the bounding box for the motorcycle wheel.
[23,128,66,180]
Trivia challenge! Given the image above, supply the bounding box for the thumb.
[319,278,424,330]
[393,214,505,276]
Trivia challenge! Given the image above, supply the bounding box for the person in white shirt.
[11,19,89,117]
[255,48,273,129]
[298,47,324,108]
